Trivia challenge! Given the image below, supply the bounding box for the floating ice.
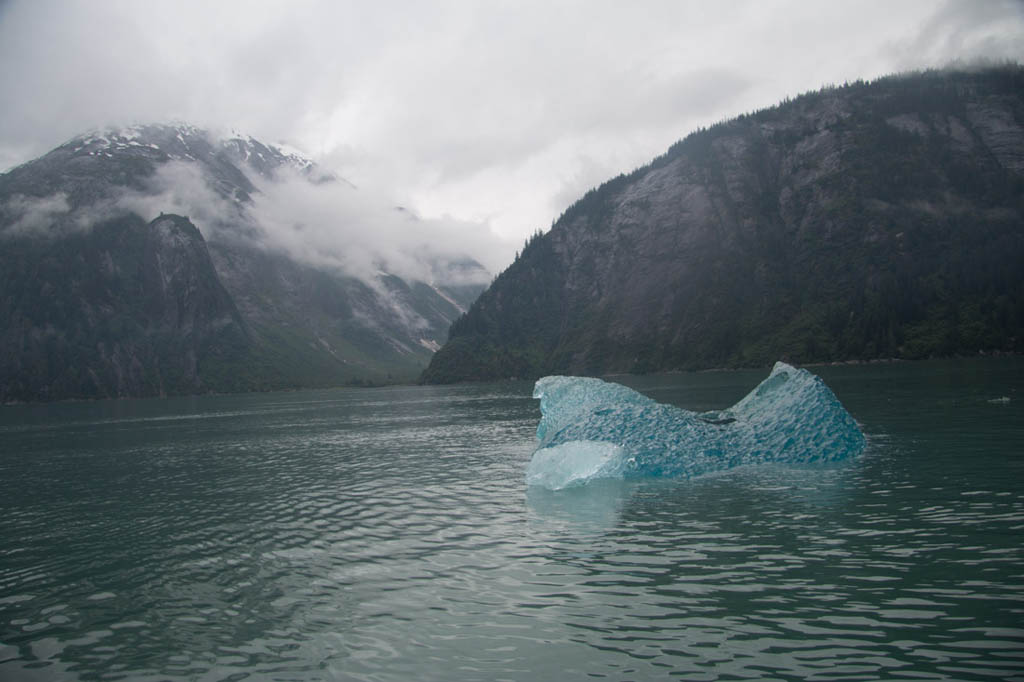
[526,362,866,490]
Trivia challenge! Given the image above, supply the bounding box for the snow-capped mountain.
[0,123,489,400]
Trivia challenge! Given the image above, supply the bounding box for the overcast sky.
[1,0,1022,270]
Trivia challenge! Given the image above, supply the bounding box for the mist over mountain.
[422,66,1024,383]
[0,124,490,401]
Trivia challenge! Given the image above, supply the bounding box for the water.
[1,358,1022,681]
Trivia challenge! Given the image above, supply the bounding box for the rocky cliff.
[0,213,249,399]
[423,66,1024,383]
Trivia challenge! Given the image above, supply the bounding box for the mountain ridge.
[0,124,488,401]
[422,65,1024,383]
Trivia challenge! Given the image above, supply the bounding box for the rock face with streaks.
[423,66,1024,383]
[0,212,248,399]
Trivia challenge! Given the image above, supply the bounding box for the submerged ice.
[526,362,866,490]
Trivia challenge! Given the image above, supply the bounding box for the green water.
[1,359,1022,680]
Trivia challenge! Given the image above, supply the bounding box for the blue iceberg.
[526,362,866,490]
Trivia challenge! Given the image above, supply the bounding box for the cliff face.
[0,214,249,400]
[423,67,1024,383]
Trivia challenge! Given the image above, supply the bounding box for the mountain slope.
[423,66,1024,383]
[0,124,487,401]
[0,213,250,399]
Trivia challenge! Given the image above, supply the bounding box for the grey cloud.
[2,150,499,296]
[104,157,501,286]
[113,161,246,236]
[2,0,1022,269]
[1,161,244,238]
[0,192,72,236]
[897,0,1024,68]
[246,168,500,283]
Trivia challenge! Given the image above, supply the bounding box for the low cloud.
[0,192,72,236]
[2,1,1022,257]
[246,168,498,285]
[112,161,246,238]
[887,0,1024,71]
[72,157,501,288]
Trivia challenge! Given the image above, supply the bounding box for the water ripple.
[3,365,1024,680]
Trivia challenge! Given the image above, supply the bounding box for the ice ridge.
[526,362,866,490]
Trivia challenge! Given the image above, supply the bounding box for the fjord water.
[1,360,1022,681]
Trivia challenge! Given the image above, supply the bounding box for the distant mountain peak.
[67,122,203,154]
[58,122,327,184]
[0,121,489,400]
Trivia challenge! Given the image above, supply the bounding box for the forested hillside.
[423,66,1024,382]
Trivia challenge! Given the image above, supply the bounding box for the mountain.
[0,124,488,401]
[422,66,1024,383]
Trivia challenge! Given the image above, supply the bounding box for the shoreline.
[4,352,1021,406]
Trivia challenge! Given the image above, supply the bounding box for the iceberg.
[526,362,866,490]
